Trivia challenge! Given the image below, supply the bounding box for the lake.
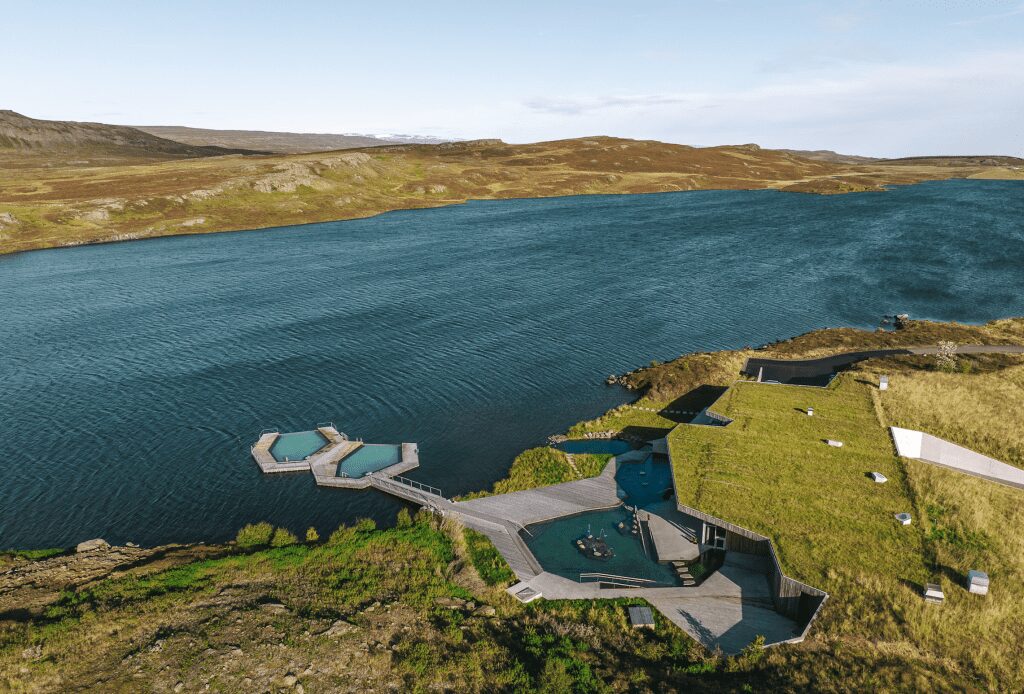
[1,179,1022,548]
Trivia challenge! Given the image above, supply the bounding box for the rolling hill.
[1,113,1022,255]
[135,125,447,154]
[0,110,264,167]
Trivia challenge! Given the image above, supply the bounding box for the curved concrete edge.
[890,426,1024,489]
[743,344,1024,386]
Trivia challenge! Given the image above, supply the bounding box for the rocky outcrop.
[0,542,220,616]
[75,538,110,553]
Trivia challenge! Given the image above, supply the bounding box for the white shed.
[924,583,945,604]
[967,570,990,595]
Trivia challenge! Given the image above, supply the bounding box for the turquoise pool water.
[524,508,678,585]
[270,430,328,462]
[337,444,402,478]
[524,453,680,585]
[615,455,674,507]
[556,439,634,455]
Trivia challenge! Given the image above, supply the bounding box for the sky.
[2,1,1023,156]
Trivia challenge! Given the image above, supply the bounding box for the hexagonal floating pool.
[270,430,329,462]
[337,444,403,478]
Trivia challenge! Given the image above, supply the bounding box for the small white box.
[923,583,944,603]
[879,375,889,391]
[967,569,989,595]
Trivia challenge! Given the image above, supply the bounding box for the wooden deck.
[250,432,312,473]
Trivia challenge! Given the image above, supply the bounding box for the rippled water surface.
[2,180,1022,548]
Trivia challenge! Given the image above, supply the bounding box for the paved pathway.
[454,461,621,527]
[891,427,1024,489]
[517,560,799,654]
[744,344,1024,385]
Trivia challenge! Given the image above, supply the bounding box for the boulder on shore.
[76,538,110,553]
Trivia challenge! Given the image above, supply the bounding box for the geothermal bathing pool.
[337,444,403,478]
[523,453,684,586]
[270,430,330,462]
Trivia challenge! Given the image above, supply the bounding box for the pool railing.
[371,473,443,498]
[578,572,673,589]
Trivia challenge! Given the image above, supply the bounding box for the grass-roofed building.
[666,374,936,636]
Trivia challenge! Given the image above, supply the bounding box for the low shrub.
[235,522,274,548]
[270,528,298,548]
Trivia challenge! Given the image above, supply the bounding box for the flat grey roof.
[628,605,655,627]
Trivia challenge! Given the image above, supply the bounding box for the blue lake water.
[1,179,1022,548]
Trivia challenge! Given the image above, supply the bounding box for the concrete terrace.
[450,453,805,654]
[744,344,1024,386]
[519,557,799,655]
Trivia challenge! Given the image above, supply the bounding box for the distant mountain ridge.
[135,125,449,154]
[776,149,880,164]
[0,110,262,164]
[3,109,1023,256]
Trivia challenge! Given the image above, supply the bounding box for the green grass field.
[667,362,1024,690]
[670,377,926,585]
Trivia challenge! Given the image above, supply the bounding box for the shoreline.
[4,142,1019,257]
[8,316,1023,555]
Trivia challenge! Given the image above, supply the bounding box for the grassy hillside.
[657,327,1024,690]
[857,355,1024,469]
[0,110,259,168]
[3,130,1022,255]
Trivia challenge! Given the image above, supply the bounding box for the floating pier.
[251,424,420,489]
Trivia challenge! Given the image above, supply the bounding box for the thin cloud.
[523,94,692,115]
[511,49,1024,156]
[950,2,1024,26]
